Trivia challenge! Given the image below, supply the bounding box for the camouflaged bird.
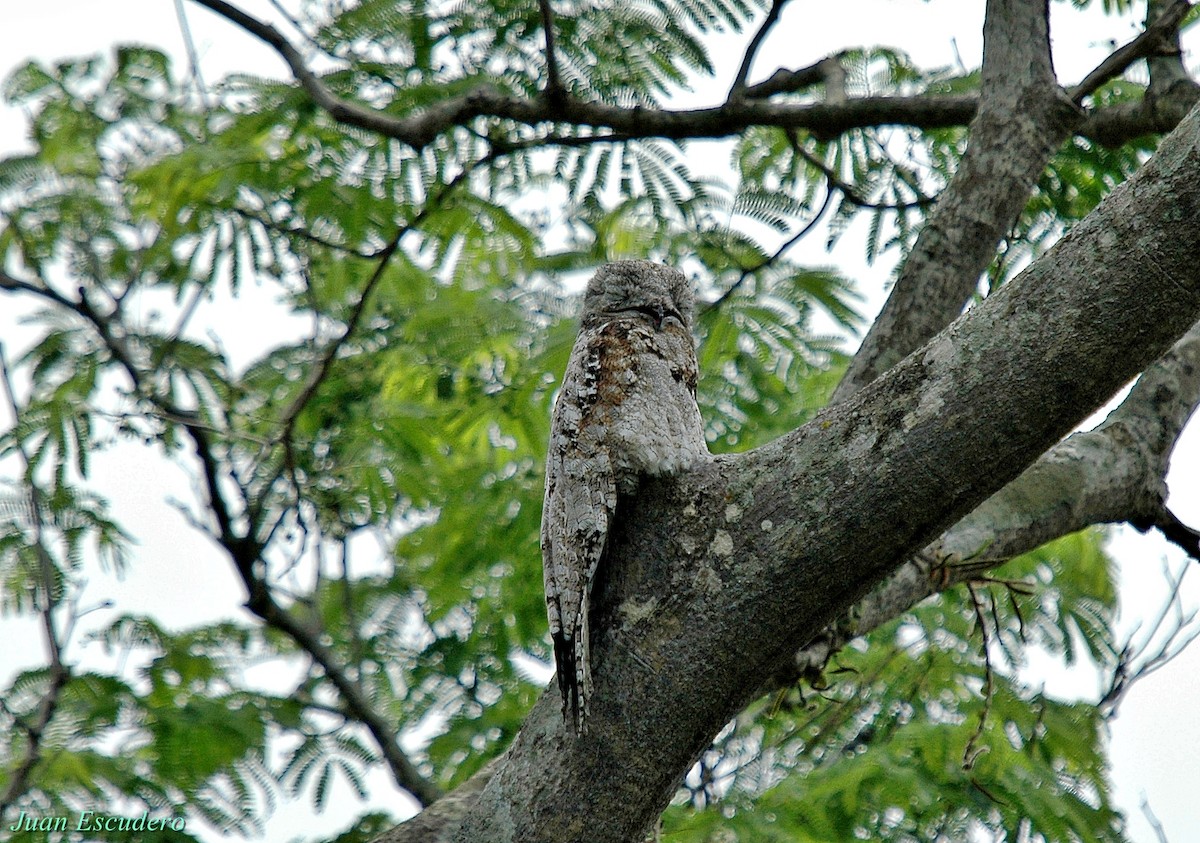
[541,260,710,733]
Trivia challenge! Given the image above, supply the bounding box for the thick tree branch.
[1069,0,1192,104]
[742,55,848,101]
[788,317,1200,684]
[408,101,1200,843]
[1145,0,1199,101]
[189,0,1194,153]
[1134,505,1200,560]
[784,207,1200,733]
[830,0,1194,405]
[385,314,1200,840]
[834,0,1080,402]
[533,92,981,143]
[1086,82,1200,146]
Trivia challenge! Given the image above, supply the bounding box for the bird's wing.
[541,328,620,731]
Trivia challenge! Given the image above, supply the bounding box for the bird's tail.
[553,609,592,734]
[553,632,582,732]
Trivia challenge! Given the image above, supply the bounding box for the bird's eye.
[618,304,663,324]
[610,303,684,330]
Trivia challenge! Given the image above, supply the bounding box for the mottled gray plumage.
[542,260,709,732]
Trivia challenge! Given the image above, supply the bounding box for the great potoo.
[541,260,710,733]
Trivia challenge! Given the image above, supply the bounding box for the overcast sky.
[1,2,1198,841]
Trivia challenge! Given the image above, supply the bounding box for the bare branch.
[833,0,1080,402]
[0,269,81,312]
[1068,0,1193,104]
[188,0,1193,153]
[1147,0,1198,102]
[537,0,564,103]
[728,0,789,100]
[189,0,423,138]
[274,234,398,439]
[1151,507,1200,561]
[962,583,995,771]
[264,0,318,47]
[173,0,211,105]
[382,758,503,843]
[742,55,848,101]
[1099,559,1199,717]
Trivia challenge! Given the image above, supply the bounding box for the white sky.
[1,2,1199,841]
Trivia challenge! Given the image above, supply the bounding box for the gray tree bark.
[373,97,1200,843]
[834,0,1078,398]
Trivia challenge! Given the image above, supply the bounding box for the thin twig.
[962,583,994,771]
[225,205,383,259]
[339,538,365,668]
[0,344,71,815]
[265,0,320,48]
[795,647,908,763]
[173,0,211,105]
[969,776,1009,807]
[728,0,789,100]
[705,183,834,312]
[1099,558,1199,717]
[793,141,934,211]
[149,280,210,375]
[1141,794,1172,843]
[0,270,81,312]
[538,0,565,103]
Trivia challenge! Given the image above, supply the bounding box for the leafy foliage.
[660,530,1122,841]
[0,1,1162,840]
